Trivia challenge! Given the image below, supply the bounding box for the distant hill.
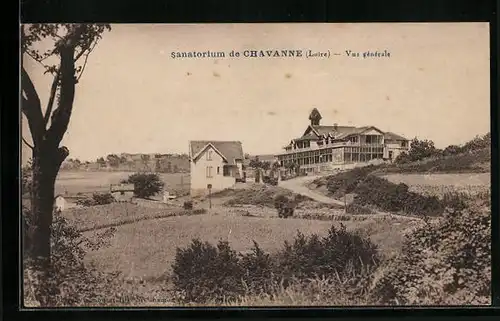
[61,153,190,173]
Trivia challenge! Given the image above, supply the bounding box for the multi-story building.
[189,140,245,196]
[277,108,410,174]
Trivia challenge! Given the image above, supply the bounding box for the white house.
[189,140,245,196]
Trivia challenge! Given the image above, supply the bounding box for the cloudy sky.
[22,23,490,162]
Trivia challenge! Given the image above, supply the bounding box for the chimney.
[333,123,338,131]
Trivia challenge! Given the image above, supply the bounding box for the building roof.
[384,132,408,141]
[310,125,388,140]
[294,132,320,142]
[189,141,244,164]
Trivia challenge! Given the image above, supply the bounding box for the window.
[120,191,125,195]
[217,167,220,174]
[206,166,213,178]
[207,150,213,161]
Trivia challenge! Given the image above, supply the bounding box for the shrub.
[76,192,115,207]
[389,148,490,174]
[395,138,441,164]
[346,204,373,214]
[441,192,469,211]
[183,201,193,210]
[263,176,278,186]
[171,239,244,303]
[24,210,144,307]
[171,224,381,304]
[277,225,381,283]
[353,176,443,217]
[325,165,379,198]
[371,195,490,305]
[274,194,295,218]
[240,241,277,295]
[121,173,165,199]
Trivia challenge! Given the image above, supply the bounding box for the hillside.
[309,134,491,215]
[61,153,190,173]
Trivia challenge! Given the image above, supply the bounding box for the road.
[278,175,345,206]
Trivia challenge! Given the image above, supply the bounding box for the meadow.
[55,170,190,196]
[83,211,418,280]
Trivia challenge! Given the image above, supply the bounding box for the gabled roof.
[294,131,319,142]
[384,132,408,141]
[307,125,387,140]
[189,141,244,164]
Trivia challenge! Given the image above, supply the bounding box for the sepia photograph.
[21,23,491,307]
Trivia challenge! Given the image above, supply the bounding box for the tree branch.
[44,71,61,126]
[21,67,45,146]
[76,37,100,82]
[22,136,34,150]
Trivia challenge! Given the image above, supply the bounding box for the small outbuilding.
[54,194,66,212]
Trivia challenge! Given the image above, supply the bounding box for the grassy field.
[55,171,190,196]
[82,208,418,280]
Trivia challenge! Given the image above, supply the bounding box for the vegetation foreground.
[23,133,491,307]
[23,186,490,307]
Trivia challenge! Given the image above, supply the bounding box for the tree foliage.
[372,193,490,305]
[395,138,441,164]
[121,172,165,199]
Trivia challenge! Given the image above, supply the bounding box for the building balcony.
[279,142,385,155]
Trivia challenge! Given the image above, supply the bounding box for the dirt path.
[278,176,423,221]
[278,176,344,206]
[278,176,345,206]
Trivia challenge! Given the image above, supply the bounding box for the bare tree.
[21,24,111,271]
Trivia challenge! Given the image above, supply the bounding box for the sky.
[22,23,490,163]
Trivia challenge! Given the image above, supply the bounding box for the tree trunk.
[28,142,68,306]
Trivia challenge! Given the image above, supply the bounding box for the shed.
[54,194,66,212]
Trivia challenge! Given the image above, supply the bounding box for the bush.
[223,185,312,209]
[395,138,441,164]
[121,173,165,199]
[183,201,193,210]
[263,176,278,186]
[325,165,379,198]
[171,224,381,304]
[274,194,295,218]
[76,192,115,207]
[277,225,380,282]
[24,210,144,307]
[353,176,443,217]
[387,148,490,174]
[172,239,244,303]
[371,195,490,305]
[240,241,277,295]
